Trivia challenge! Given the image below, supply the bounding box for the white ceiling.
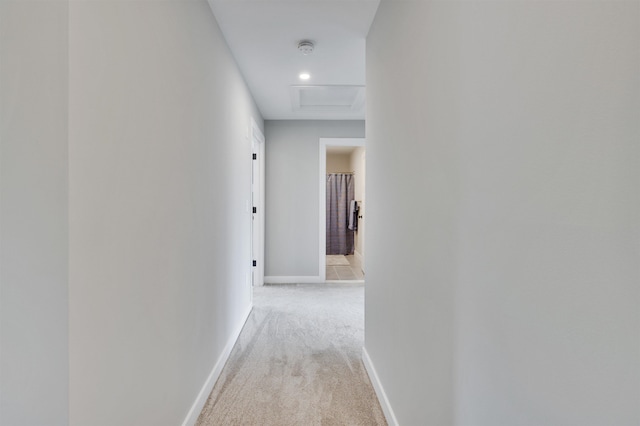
[207,0,380,121]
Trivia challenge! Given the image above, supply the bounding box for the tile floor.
[326,254,364,281]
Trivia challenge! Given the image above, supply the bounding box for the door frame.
[251,118,265,286]
[319,137,365,282]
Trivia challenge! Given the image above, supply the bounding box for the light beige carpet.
[196,284,386,426]
[326,255,350,266]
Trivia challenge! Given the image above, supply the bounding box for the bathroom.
[325,145,365,281]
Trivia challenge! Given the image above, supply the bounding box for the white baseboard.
[263,275,323,284]
[325,280,364,284]
[181,304,253,426]
[362,347,399,426]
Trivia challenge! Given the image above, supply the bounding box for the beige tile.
[335,266,357,280]
[326,267,339,280]
[345,255,360,267]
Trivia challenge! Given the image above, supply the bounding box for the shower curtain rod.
[327,171,354,174]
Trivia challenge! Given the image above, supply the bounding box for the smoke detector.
[298,40,314,55]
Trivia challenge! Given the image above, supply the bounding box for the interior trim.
[362,347,399,426]
[181,304,253,426]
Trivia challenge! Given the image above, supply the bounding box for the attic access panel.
[290,85,365,113]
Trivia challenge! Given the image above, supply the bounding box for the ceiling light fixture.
[297,40,314,55]
[299,72,311,80]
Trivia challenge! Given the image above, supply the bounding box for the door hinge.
[252,260,257,267]
[252,207,257,214]
[252,153,257,160]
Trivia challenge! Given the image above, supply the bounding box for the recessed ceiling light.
[299,73,310,81]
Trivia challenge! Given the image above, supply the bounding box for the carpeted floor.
[196,284,386,426]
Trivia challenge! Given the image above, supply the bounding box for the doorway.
[319,138,365,283]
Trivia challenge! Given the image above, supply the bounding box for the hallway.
[2,1,638,424]
[196,284,386,425]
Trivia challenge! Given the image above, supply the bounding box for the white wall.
[366,1,640,425]
[366,3,458,423]
[327,153,351,173]
[67,2,262,424]
[0,2,70,424]
[349,147,365,263]
[264,120,364,278]
[2,2,262,424]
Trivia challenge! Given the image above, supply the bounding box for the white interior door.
[251,119,265,286]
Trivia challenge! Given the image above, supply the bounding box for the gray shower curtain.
[326,173,354,255]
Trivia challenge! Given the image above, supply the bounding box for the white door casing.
[251,118,265,286]
[319,138,365,282]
